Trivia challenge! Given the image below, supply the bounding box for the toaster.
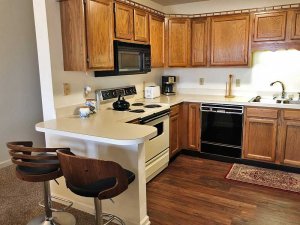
[144,86,161,99]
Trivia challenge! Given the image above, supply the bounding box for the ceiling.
[151,0,209,6]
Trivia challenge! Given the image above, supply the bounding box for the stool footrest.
[102,213,125,225]
[39,195,73,212]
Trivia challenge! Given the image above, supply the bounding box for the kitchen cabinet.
[167,18,191,67]
[134,9,149,42]
[187,103,200,150]
[253,11,287,42]
[170,104,181,158]
[191,18,208,66]
[290,10,300,40]
[150,15,164,67]
[210,14,250,66]
[60,0,114,71]
[279,110,300,167]
[243,107,279,162]
[115,3,134,40]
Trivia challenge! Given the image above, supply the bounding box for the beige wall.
[0,0,44,167]
[165,0,300,14]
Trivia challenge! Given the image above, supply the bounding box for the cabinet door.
[243,118,277,162]
[191,18,208,66]
[86,0,114,70]
[253,12,287,42]
[188,103,200,150]
[170,114,180,157]
[290,10,300,40]
[210,15,249,66]
[134,9,149,42]
[115,3,133,40]
[150,15,164,67]
[168,19,191,67]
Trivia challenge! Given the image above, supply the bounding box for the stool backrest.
[7,141,67,169]
[57,149,129,199]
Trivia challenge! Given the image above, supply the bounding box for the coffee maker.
[162,76,176,95]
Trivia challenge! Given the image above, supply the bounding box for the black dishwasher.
[201,103,243,158]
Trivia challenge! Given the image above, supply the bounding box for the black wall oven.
[201,103,243,158]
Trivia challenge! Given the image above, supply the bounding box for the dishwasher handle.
[201,105,243,115]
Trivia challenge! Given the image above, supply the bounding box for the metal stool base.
[102,213,125,225]
[27,212,76,225]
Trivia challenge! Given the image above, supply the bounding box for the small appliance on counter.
[162,76,176,95]
[144,85,161,99]
[112,95,130,111]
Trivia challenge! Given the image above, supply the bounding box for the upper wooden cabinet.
[167,18,191,67]
[290,10,300,40]
[150,15,164,67]
[60,0,114,71]
[191,18,208,66]
[115,3,134,40]
[253,11,287,42]
[134,9,149,42]
[243,107,279,162]
[210,15,250,66]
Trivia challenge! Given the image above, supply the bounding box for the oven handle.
[201,109,243,115]
[139,111,170,124]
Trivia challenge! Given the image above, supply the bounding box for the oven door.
[144,114,169,162]
[201,105,243,158]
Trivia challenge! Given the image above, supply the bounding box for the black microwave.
[95,41,151,77]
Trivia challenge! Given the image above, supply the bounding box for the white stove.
[96,86,170,182]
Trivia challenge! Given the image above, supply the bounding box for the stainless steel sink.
[249,96,300,105]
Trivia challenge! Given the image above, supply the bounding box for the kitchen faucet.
[270,81,286,99]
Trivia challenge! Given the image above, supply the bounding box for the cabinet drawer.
[246,107,278,119]
[170,104,180,117]
[283,110,300,121]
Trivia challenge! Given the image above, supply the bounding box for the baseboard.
[0,159,12,169]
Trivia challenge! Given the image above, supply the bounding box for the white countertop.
[36,94,300,146]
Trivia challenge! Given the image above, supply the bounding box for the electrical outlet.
[63,83,71,96]
[200,78,205,85]
[236,79,240,87]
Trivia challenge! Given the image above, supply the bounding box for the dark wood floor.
[146,154,300,225]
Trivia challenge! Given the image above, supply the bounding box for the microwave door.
[118,51,142,72]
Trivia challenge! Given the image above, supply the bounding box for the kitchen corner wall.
[0,0,44,167]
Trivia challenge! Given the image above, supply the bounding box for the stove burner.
[129,109,145,113]
[144,104,162,108]
[132,103,144,106]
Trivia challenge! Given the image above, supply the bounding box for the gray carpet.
[0,165,95,225]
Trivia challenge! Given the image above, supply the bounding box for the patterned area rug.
[226,164,300,193]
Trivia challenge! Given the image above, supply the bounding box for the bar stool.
[56,149,135,225]
[7,141,76,225]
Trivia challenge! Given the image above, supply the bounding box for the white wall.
[165,0,300,14]
[0,0,44,167]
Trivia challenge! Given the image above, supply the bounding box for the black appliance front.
[95,41,151,77]
[201,104,243,158]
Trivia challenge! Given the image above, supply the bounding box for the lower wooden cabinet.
[187,103,200,151]
[279,110,300,167]
[243,117,277,162]
[169,104,181,158]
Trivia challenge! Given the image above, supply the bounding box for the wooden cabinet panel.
[86,0,114,70]
[60,0,87,71]
[191,18,208,66]
[170,104,182,158]
[280,120,300,167]
[283,109,300,121]
[210,15,249,66]
[168,18,191,67]
[134,9,149,42]
[291,10,300,40]
[115,3,133,40]
[253,12,287,42]
[150,15,164,67]
[243,117,277,162]
[246,107,279,119]
[188,103,200,150]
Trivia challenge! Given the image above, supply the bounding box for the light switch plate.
[200,78,205,85]
[236,79,240,87]
[63,83,71,95]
